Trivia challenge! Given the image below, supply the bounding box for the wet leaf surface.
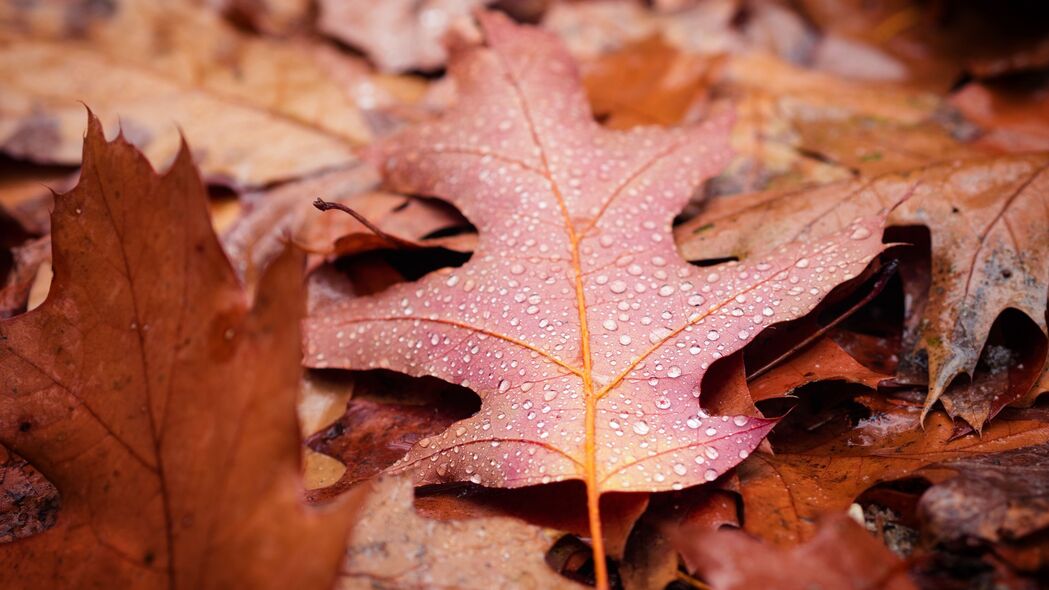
[304,13,887,586]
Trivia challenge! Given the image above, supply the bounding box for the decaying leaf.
[681,513,917,590]
[0,237,50,319]
[340,475,583,589]
[0,115,357,589]
[306,397,468,497]
[917,444,1049,546]
[738,395,1049,546]
[0,445,58,544]
[0,0,375,187]
[304,12,888,586]
[677,155,1049,428]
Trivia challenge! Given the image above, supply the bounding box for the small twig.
[313,197,409,248]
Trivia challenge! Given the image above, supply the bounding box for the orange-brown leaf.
[737,397,1049,546]
[0,115,356,589]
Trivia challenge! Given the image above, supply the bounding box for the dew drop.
[704,469,718,481]
[672,463,687,476]
[632,421,650,435]
[849,226,872,240]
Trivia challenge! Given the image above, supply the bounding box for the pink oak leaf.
[303,14,886,577]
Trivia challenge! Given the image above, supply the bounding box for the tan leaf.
[0,0,376,187]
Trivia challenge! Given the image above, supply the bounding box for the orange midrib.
[493,54,609,588]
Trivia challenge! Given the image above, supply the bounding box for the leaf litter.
[2,2,1049,589]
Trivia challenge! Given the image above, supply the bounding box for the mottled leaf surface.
[339,475,583,590]
[677,156,1049,425]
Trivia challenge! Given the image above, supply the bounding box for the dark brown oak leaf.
[305,13,888,588]
[0,115,357,589]
[677,156,1049,428]
[917,444,1049,546]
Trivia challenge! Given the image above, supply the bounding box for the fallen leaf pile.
[2,1,1048,589]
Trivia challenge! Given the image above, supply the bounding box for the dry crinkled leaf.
[304,12,887,584]
[306,397,467,497]
[0,115,357,589]
[677,156,1049,427]
[738,396,1049,546]
[0,445,58,544]
[0,237,50,319]
[318,0,490,73]
[0,0,373,187]
[340,475,584,589]
[681,513,917,590]
[917,444,1049,545]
